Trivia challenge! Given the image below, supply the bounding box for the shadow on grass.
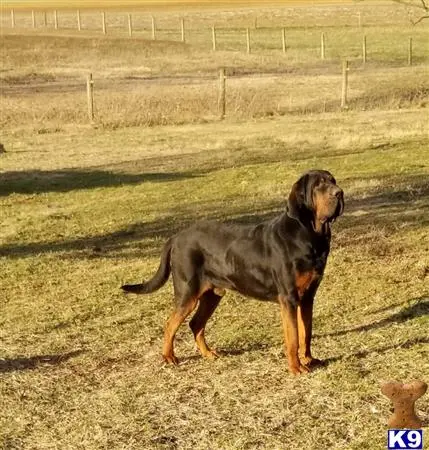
[0,214,196,259]
[178,343,273,365]
[341,174,429,217]
[322,336,429,367]
[212,342,271,358]
[0,350,83,374]
[346,177,429,210]
[0,169,198,196]
[0,202,281,259]
[1,173,428,259]
[316,297,429,338]
[178,335,429,370]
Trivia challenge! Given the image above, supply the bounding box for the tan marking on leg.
[279,298,309,375]
[162,299,197,365]
[298,299,319,367]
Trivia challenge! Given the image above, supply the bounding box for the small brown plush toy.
[381,380,427,428]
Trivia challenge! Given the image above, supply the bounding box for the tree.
[393,0,429,24]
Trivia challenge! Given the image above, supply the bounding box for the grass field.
[1,1,429,449]
[2,2,429,130]
[1,0,357,10]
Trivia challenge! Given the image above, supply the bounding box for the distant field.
[3,0,357,11]
[1,2,428,130]
[1,1,428,449]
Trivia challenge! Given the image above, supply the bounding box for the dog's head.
[287,170,344,232]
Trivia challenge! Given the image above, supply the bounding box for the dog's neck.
[286,203,331,238]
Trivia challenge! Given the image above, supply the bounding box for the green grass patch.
[1,109,428,449]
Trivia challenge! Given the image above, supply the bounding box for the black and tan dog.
[122,170,344,375]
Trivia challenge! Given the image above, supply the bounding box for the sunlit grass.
[1,109,428,448]
[1,2,428,448]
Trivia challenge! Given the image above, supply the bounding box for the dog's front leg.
[279,295,310,375]
[298,289,323,369]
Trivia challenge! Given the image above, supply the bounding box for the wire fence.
[2,8,426,64]
[3,63,427,131]
[2,7,428,129]
[0,7,389,32]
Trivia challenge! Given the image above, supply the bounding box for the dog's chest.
[294,248,328,295]
[294,269,320,297]
[295,244,328,272]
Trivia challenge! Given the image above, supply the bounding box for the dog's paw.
[203,349,220,360]
[162,354,179,365]
[289,363,311,375]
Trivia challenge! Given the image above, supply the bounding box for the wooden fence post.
[32,10,35,28]
[246,28,251,54]
[11,9,15,28]
[212,26,217,51]
[218,68,226,119]
[321,32,326,60]
[282,27,286,53]
[54,10,58,29]
[128,13,133,37]
[102,12,106,34]
[362,35,367,64]
[408,37,413,66]
[87,74,94,121]
[151,15,156,40]
[43,11,47,27]
[341,60,349,109]
[181,18,185,43]
[77,10,81,31]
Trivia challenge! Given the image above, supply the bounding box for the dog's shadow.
[0,350,83,374]
[217,342,272,357]
[178,342,270,364]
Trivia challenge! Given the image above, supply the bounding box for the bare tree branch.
[412,13,429,23]
[420,0,429,11]
[392,0,429,23]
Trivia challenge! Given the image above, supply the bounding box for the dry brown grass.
[1,2,429,449]
[1,108,429,449]
[1,0,358,12]
[1,2,428,131]
[2,66,428,130]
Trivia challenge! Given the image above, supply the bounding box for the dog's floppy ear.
[335,191,345,219]
[287,173,313,219]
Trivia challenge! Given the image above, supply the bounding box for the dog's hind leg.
[162,297,198,365]
[189,289,223,359]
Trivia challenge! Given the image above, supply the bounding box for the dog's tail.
[121,238,173,294]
